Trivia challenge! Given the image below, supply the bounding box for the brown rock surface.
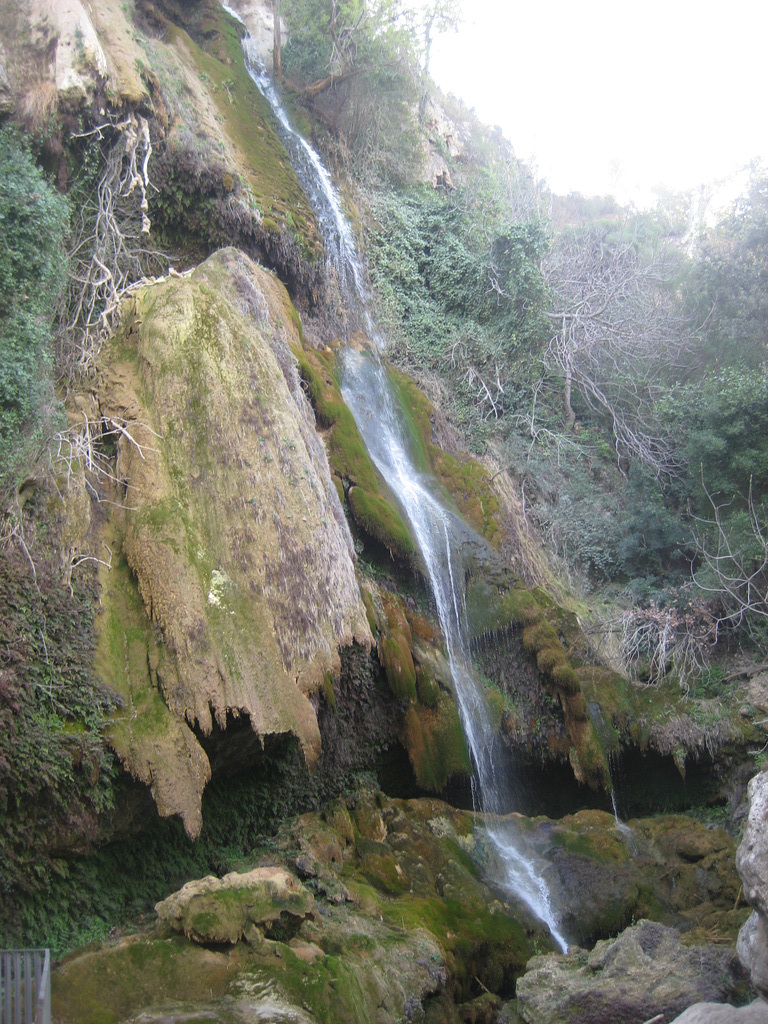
[94,249,371,835]
[516,921,747,1024]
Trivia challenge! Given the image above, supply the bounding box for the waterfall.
[227,5,569,952]
[224,5,366,306]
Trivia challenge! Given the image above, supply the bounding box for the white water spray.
[228,5,569,952]
[224,5,366,304]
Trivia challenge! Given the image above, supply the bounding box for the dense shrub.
[0,533,116,908]
[0,128,68,489]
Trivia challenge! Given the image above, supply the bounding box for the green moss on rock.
[295,347,414,560]
[401,697,472,793]
[388,368,502,545]
[348,486,415,561]
[416,665,440,708]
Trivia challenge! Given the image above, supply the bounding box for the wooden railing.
[0,951,51,1024]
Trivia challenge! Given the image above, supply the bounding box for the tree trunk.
[563,371,576,431]
[561,321,576,430]
[273,0,282,83]
[423,16,434,76]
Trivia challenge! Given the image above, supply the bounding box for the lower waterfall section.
[341,351,569,951]
[227,4,569,950]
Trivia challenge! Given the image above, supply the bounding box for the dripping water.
[588,703,637,854]
[227,4,569,951]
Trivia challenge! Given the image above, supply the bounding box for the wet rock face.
[737,771,768,999]
[516,920,748,1024]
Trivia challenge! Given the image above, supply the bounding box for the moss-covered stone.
[416,665,440,708]
[52,935,235,1024]
[93,249,372,835]
[348,485,415,560]
[155,867,316,944]
[465,580,542,638]
[367,590,418,700]
[388,368,502,546]
[400,696,472,793]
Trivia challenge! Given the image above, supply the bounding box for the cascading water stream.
[341,355,569,950]
[223,5,366,308]
[227,5,569,951]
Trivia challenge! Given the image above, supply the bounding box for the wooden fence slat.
[35,952,50,1024]
[2,952,10,1024]
[13,954,20,1024]
[0,953,50,1024]
[23,953,32,1024]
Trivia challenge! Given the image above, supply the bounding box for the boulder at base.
[515,920,748,1024]
[670,1001,768,1023]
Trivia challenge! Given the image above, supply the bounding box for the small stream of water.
[226,5,569,951]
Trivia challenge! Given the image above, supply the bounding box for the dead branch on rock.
[49,412,160,510]
[60,114,165,376]
[450,340,505,420]
[593,591,718,692]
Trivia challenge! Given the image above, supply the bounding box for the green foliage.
[367,184,549,438]
[693,165,768,369]
[0,128,68,488]
[0,540,116,910]
[661,365,768,510]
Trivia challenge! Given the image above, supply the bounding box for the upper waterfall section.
[223,3,368,325]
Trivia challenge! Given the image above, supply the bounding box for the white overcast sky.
[428,0,768,207]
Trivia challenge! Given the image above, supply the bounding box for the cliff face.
[90,249,370,836]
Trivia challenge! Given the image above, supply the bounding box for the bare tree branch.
[544,224,692,480]
[60,114,165,376]
[693,475,768,632]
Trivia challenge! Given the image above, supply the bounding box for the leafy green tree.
[0,128,68,488]
[420,0,461,76]
[367,182,549,424]
[282,0,417,97]
[281,0,421,182]
[659,365,768,512]
[693,165,768,370]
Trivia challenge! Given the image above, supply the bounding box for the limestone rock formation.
[516,920,747,1024]
[20,0,149,110]
[737,771,768,1000]
[93,248,371,836]
[27,0,110,108]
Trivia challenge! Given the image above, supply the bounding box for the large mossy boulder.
[155,867,317,944]
[516,920,749,1024]
[51,792,539,1024]
[93,248,371,836]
